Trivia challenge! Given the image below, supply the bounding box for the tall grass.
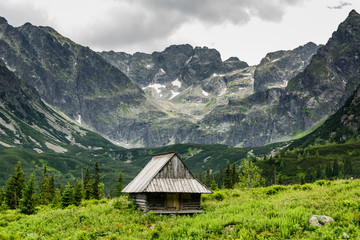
[1,179,360,239]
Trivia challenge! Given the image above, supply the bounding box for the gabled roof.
[122,152,212,194]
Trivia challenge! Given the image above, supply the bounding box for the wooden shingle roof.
[122,152,212,194]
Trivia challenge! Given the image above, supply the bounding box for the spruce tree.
[332,159,339,177]
[344,158,353,176]
[73,181,83,206]
[21,174,36,214]
[231,164,238,187]
[48,175,55,202]
[224,161,232,189]
[39,165,50,205]
[204,168,211,187]
[0,187,5,206]
[325,163,333,179]
[92,162,100,199]
[83,167,92,200]
[238,159,265,188]
[209,178,218,191]
[114,172,123,197]
[5,162,26,209]
[61,184,74,208]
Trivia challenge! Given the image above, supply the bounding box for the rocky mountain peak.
[331,9,360,43]
[254,42,320,92]
[0,17,8,25]
[0,17,9,35]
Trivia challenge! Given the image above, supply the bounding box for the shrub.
[301,184,313,190]
[213,192,225,201]
[265,185,288,195]
[315,180,326,186]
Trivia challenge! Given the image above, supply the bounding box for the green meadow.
[1,179,360,239]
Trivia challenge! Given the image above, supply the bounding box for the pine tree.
[344,158,353,176]
[92,162,100,199]
[277,172,284,185]
[325,163,333,179]
[21,174,36,214]
[5,162,26,209]
[297,172,306,185]
[238,159,265,188]
[61,184,73,208]
[223,161,232,189]
[83,167,92,200]
[39,165,50,205]
[316,165,323,179]
[73,181,83,206]
[48,175,55,202]
[209,178,218,191]
[51,188,62,208]
[114,172,123,197]
[205,168,211,187]
[0,187,5,206]
[231,164,238,187]
[332,159,339,177]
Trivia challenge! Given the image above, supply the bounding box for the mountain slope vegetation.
[1,179,360,239]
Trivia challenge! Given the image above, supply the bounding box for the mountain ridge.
[0,11,359,148]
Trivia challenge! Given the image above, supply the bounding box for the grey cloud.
[82,0,309,51]
[327,1,352,10]
[0,0,310,52]
[0,1,49,27]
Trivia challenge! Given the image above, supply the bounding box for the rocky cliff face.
[289,83,360,149]
[194,10,360,147]
[254,42,320,92]
[0,62,116,152]
[0,18,149,146]
[0,10,359,148]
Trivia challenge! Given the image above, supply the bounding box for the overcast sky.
[0,0,359,65]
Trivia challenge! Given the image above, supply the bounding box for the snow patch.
[145,64,153,69]
[202,89,209,96]
[143,83,166,94]
[212,73,224,77]
[77,114,82,125]
[271,58,280,63]
[169,90,180,100]
[171,79,182,88]
[155,68,166,77]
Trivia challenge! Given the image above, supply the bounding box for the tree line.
[0,162,123,214]
[199,147,356,191]
[198,158,265,190]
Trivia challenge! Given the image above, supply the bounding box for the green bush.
[315,180,326,186]
[301,184,313,190]
[265,185,288,195]
[213,192,225,201]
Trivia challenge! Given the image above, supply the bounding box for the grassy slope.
[1,179,360,239]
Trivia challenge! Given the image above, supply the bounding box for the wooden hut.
[122,151,212,214]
